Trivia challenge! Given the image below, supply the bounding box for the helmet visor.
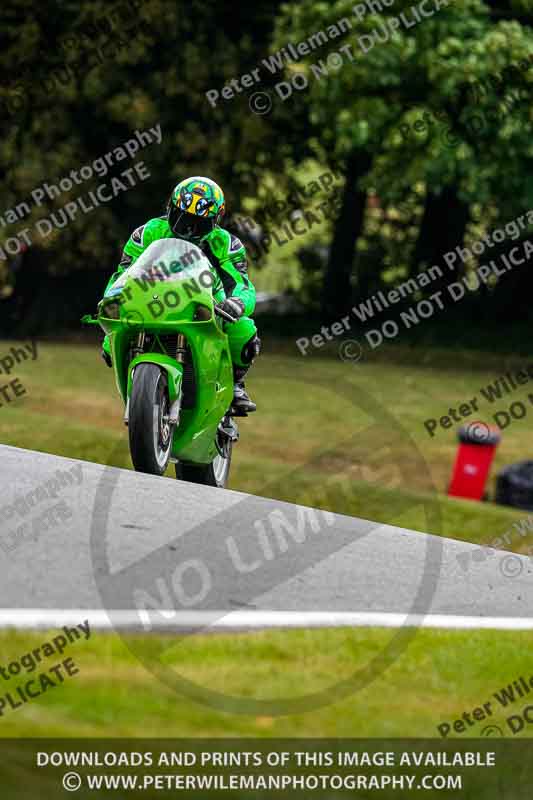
[169,208,214,240]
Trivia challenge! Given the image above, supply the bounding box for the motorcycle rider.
[101,176,260,414]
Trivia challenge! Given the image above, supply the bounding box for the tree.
[269,0,533,315]
[0,0,285,331]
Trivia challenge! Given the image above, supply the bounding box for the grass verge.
[0,627,531,738]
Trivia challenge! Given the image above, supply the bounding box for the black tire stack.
[496,461,533,511]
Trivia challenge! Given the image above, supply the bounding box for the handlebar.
[214,306,237,324]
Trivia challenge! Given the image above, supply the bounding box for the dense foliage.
[0,0,531,331]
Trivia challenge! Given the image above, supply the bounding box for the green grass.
[0,626,531,738]
[3,336,533,553]
[3,337,533,739]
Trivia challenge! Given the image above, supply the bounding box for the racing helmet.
[167,176,225,243]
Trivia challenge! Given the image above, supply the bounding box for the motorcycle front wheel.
[129,363,173,475]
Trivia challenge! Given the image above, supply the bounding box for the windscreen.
[106,238,213,296]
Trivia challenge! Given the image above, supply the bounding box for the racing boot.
[231,365,256,415]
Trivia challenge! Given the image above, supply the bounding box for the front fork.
[166,333,187,427]
[123,332,185,427]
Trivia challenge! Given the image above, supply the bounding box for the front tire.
[129,363,173,475]
[175,441,233,488]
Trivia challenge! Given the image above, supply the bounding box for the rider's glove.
[101,349,112,368]
[215,297,245,321]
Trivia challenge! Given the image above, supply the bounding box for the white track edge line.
[1,610,533,631]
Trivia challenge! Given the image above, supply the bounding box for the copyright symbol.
[500,555,523,579]
[249,92,272,115]
[481,725,504,737]
[339,339,363,364]
[465,421,490,443]
[124,309,144,329]
[5,91,27,115]
[63,772,82,791]
[442,125,460,150]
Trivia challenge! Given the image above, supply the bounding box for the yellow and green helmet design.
[167,176,225,242]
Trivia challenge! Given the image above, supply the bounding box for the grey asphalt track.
[0,444,532,618]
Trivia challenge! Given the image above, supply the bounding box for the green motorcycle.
[83,238,239,487]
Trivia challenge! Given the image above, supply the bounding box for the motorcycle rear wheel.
[129,363,173,475]
[175,440,233,488]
